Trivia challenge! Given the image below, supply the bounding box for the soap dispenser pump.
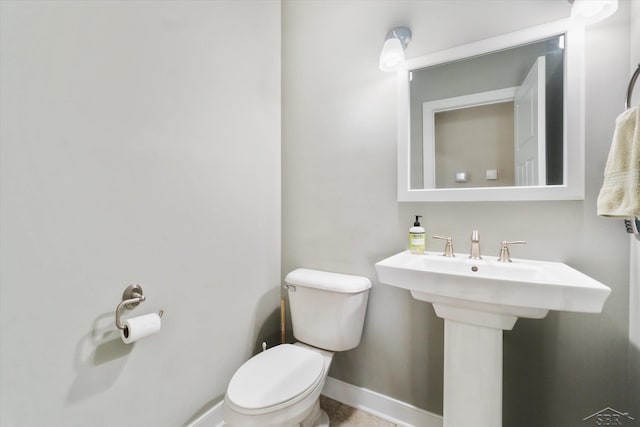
[409,215,425,254]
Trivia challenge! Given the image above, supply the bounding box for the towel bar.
[625,63,640,110]
[623,64,640,235]
[624,218,640,237]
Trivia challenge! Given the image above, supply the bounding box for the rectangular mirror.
[397,19,585,202]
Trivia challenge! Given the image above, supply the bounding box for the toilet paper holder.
[115,285,163,330]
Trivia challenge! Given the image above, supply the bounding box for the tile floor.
[320,395,397,427]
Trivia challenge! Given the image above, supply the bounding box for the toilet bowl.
[223,269,372,427]
[224,343,333,427]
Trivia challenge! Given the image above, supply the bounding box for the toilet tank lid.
[285,268,372,293]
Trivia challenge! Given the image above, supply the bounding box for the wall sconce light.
[379,27,412,72]
[569,0,618,25]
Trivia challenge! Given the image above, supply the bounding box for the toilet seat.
[226,344,325,415]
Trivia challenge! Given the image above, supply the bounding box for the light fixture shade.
[570,0,618,24]
[379,27,411,72]
[379,38,405,72]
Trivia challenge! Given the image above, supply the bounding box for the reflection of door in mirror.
[515,56,546,186]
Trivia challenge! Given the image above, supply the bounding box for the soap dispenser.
[409,215,425,254]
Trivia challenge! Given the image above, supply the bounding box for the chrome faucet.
[469,230,482,259]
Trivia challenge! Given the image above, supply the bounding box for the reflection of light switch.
[486,169,498,180]
[455,172,467,183]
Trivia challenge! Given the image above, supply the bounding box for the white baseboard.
[189,377,443,427]
[185,400,224,427]
[321,377,443,427]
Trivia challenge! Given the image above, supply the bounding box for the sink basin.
[376,250,611,321]
[375,250,612,427]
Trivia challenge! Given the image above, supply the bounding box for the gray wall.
[282,1,636,426]
[0,1,281,426]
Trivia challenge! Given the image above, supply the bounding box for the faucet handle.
[433,236,455,257]
[498,240,526,262]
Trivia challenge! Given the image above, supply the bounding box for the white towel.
[597,105,640,218]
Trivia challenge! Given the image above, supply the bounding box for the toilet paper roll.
[121,313,161,344]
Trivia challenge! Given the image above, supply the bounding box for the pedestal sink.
[375,250,611,427]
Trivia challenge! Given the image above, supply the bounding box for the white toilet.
[223,268,372,427]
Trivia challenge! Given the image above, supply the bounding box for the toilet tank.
[284,269,372,352]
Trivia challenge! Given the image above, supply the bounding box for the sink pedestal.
[443,318,504,427]
[431,302,530,427]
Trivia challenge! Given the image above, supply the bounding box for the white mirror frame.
[397,19,585,202]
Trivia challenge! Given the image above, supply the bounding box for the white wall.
[0,1,281,426]
[283,1,634,425]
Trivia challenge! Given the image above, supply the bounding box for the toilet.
[223,268,372,427]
